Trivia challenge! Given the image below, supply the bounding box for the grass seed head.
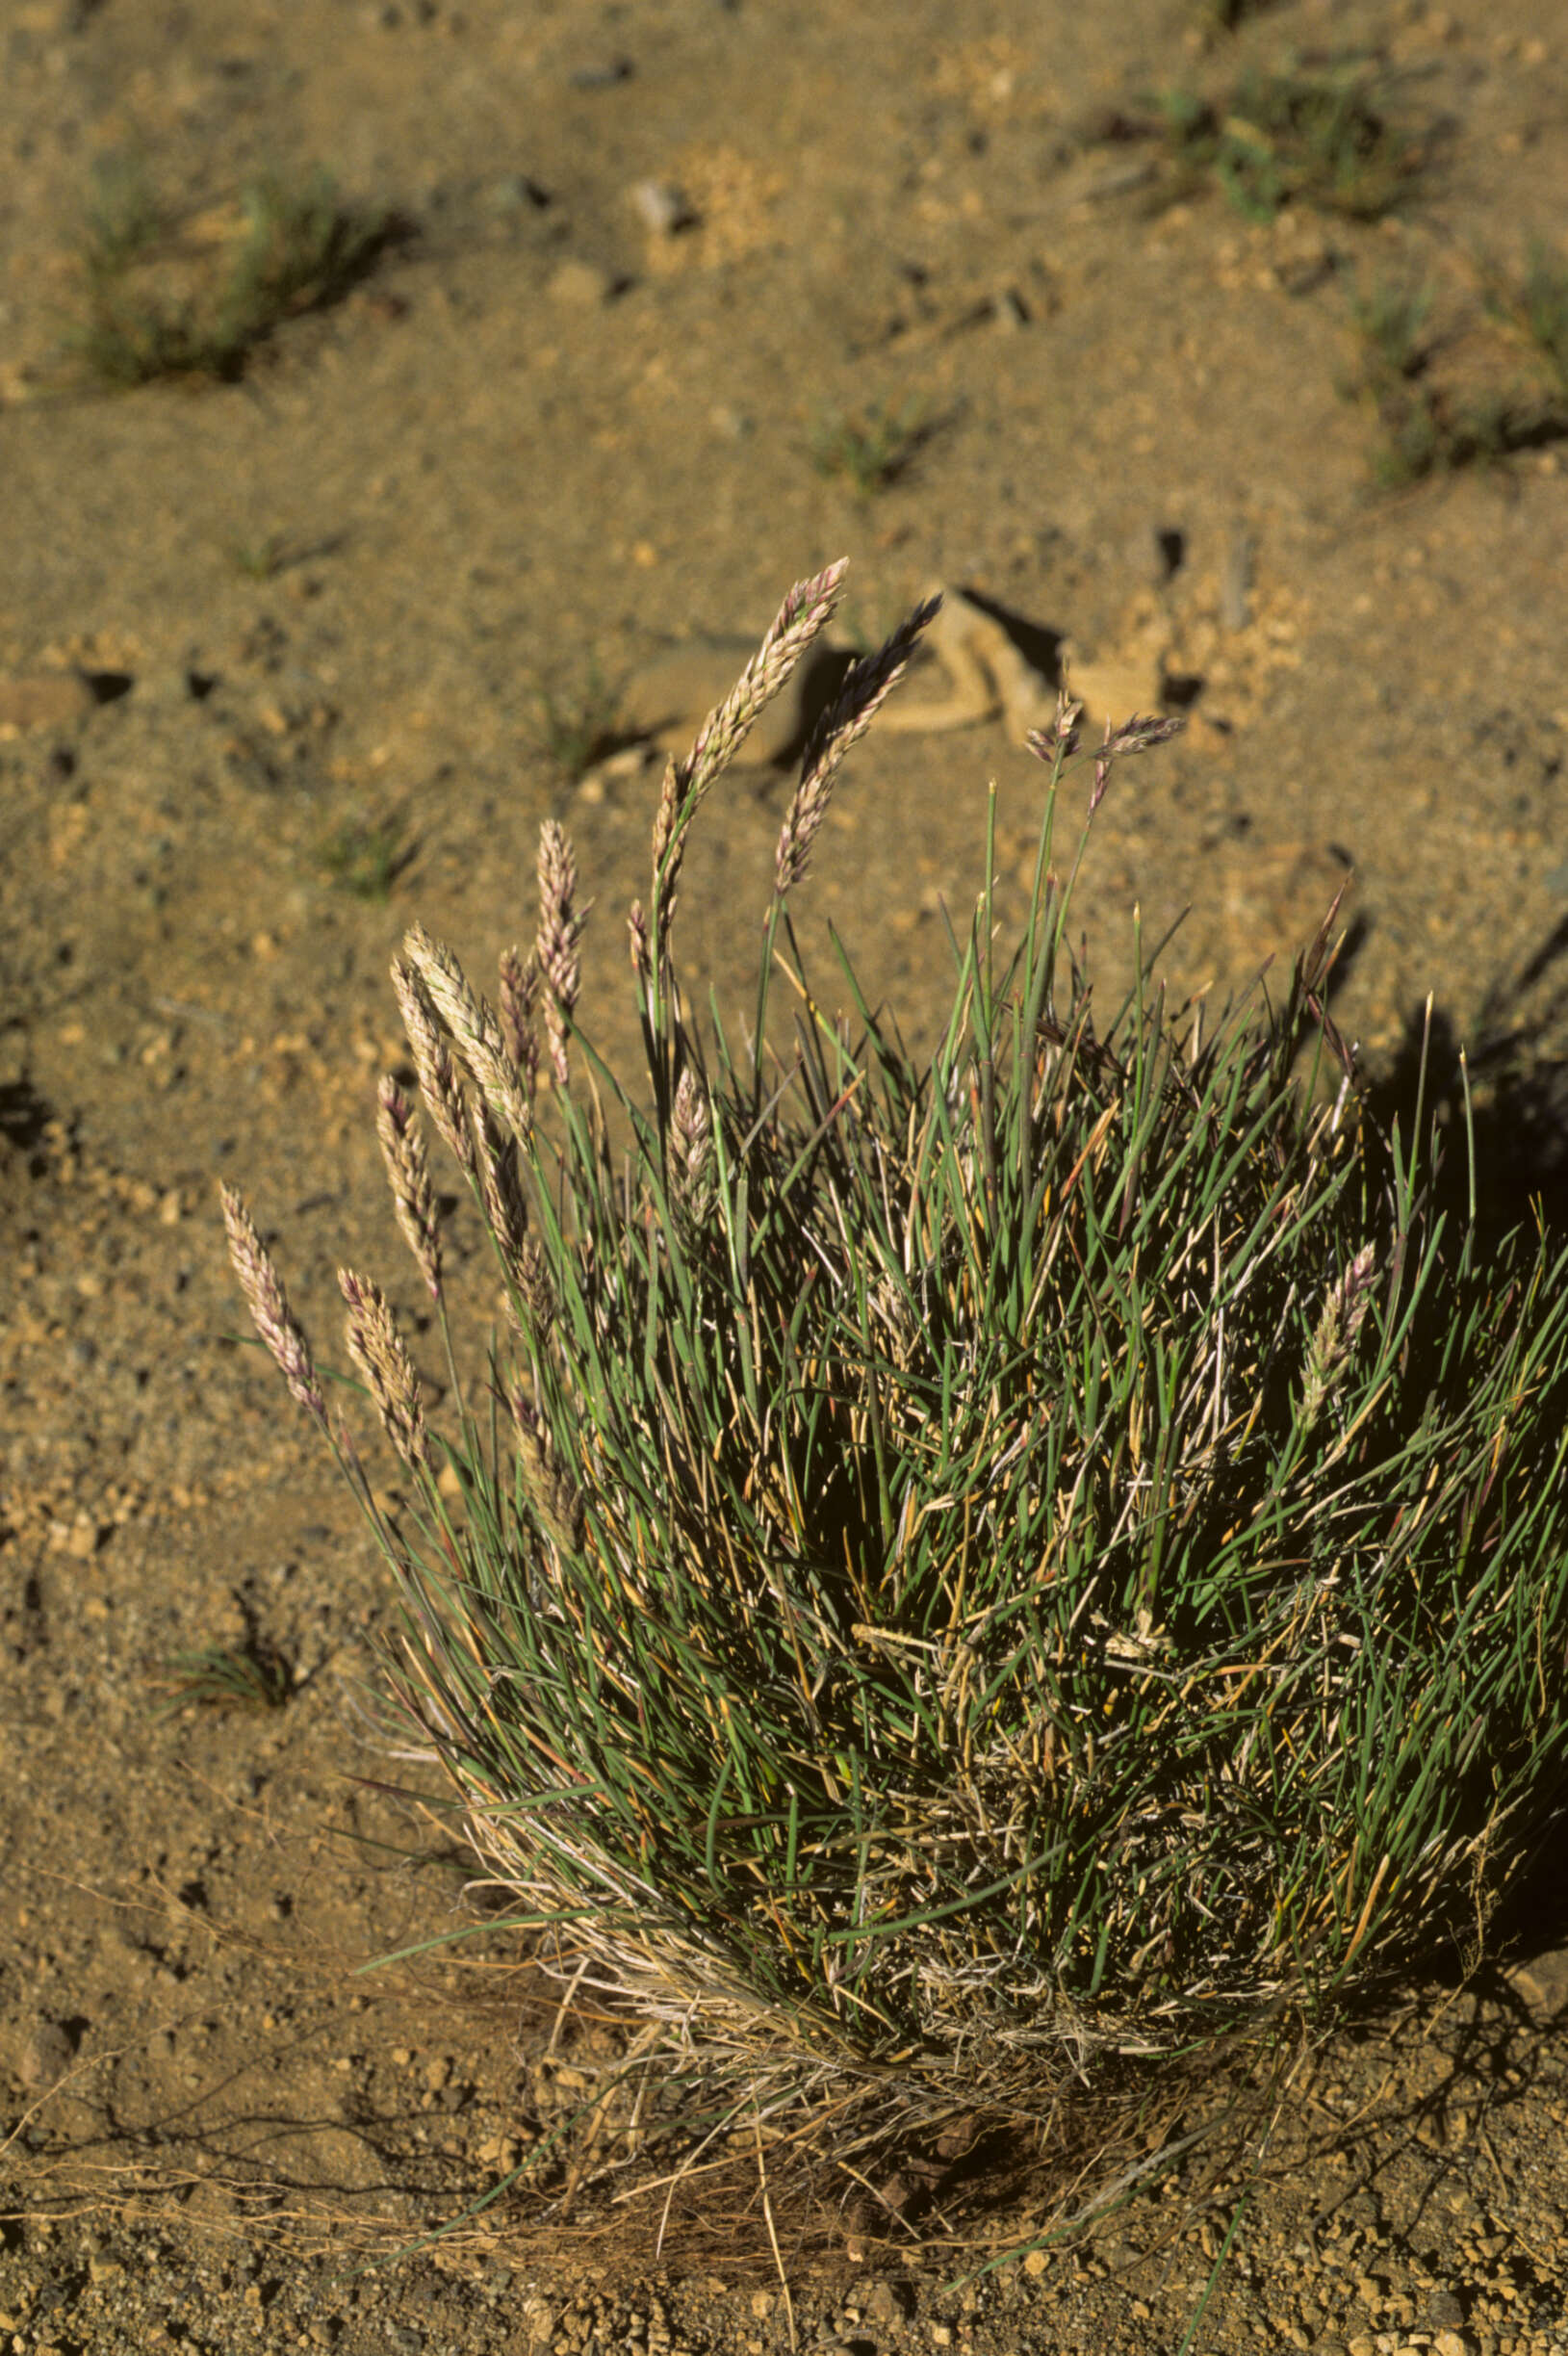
[220,1183,326,1428]
[510,1388,583,1553]
[775,593,940,897]
[391,955,479,1183]
[628,898,653,983]
[338,1266,428,1471]
[402,923,532,1151]
[535,818,586,1088]
[653,559,848,961]
[375,1074,442,1301]
[498,944,543,1100]
[1298,1239,1377,1434]
[473,1101,531,1285]
[668,1065,716,1234]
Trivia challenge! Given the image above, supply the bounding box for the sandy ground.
[4,0,1568,2347]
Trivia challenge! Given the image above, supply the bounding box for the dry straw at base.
[224,557,1568,2221]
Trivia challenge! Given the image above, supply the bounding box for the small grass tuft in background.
[809,396,932,492]
[1347,258,1568,486]
[225,530,295,582]
[1159,65,1429,222]
[81,149,163,274]
[527,658,626,783]
[1352,273,1433,382]
[153,1643,293,1719]
[68,155,397,388]
[1484,237,1568,402]
[317,811,416,902]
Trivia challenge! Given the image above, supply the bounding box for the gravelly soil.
[4,0,1568,2348]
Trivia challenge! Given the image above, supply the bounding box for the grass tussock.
[317,810,417,903]
[809,398,933,494]
[153,1644,293,1718]
[224,530,313,582]
[1484,237,1568,403]
[226,563,1568,2242]
[528,658,628,783]
[1159,65,1431,222]
[1346,253,1568,485]
[69,156,397,387]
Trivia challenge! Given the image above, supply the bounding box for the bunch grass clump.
[316,808,416,903]
[1160,65,1429,222]
[527,656,628,784]
[1512,238,1568,398]
[69,157,394,388]
[225,562,1568,2224]
[153,1643,293,1719]
[809,399,932,494]
[1347,262,1568,486]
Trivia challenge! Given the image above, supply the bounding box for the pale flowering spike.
[339,1266,429,1471]
[668,1066,715,1233]
[650,755,683,886]
[654,558,850,956]
[1105,712,1185,757]
[1091,725,1114,816]
[518,1234,554,1330]
[1299,1243,1379,1436]
[535,819,587,1088]
[391,956,478,1182]
[509,1386,582,1553]
[473,1100,530,1277]
[376,1074,442,1302]
[220,1184,327,1427]
[682,557,850,806]
[1337,1242,1378,1347]
[402,923,532,1150]
[774,592,940,900]
[498,944,542,1100]
[628,899,652,983]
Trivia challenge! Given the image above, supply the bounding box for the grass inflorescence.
[226,562,1568,2251]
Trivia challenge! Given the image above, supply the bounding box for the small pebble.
[485,172,551,218]
[630,179,694,235]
